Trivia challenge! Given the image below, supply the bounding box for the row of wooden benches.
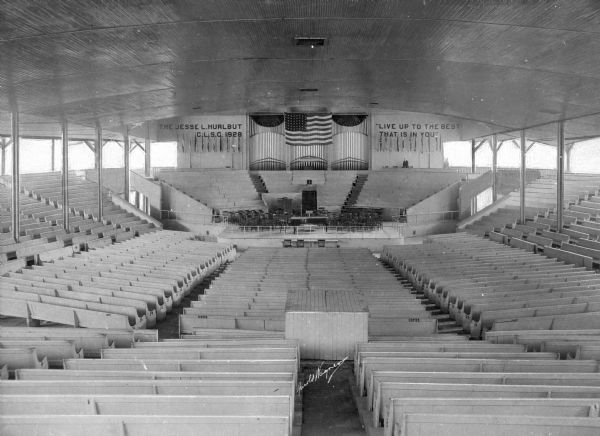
[383,233,600,338]
[180,247,435,339]
[1,231,235,329]
[0,326,300,436]
[1,176,157,262]
[351,336,600,436]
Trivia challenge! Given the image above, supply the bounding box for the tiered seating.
[259,171,302,193]
[1,231,234,329]
[464,173,600,239]
[385,234,600,338]
[348,235,600,435]
[0,172,159,263]
[180,248,435,338]
[0,183,89,262]
[156,169,265,211]
[467,202,600,270]
[315,172,357,211]
[382,233,600,339]
[0,327,298,435]
[355,169,460,209]
[19,172,157,238]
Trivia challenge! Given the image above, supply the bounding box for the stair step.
[436,318,457,325]
[437,326,465,334]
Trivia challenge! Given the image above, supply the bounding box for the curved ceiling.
[1,0,600,141]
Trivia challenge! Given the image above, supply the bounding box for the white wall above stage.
[370,111,463,169]
[157,115,247,169]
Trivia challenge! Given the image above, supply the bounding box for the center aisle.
[300,362,365,436]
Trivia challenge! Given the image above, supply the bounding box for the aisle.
[300,361,365,436]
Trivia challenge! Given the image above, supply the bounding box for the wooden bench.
[187,328,286,339]
[0,394,292,433]
[541,246,593,268]
[63,358,298,384]
[374,382,600,428]
[353,342,526,379]
[0,289,147,329]
[469,300,600,338]
[385,398,600,436]
[0,348,48,374]
[485,329,600,344]
[0,378,296,425]
[491,311,600,332]
[16,368,294,382]
[0,415,290,436]
[0,339,83,367]
[389,412,600,436]
[356,356,599,396]
[367,370,600,411]
[0,326,157,348]
[0,296,134,329]
[100,347,298,361]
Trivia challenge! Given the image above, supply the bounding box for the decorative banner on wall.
[157,115,246,154]
[371,112,462,169]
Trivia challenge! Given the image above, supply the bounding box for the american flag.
[285,113,332,146]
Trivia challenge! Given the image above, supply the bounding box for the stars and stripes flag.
[284,113,333,147]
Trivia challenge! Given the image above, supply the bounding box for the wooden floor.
[300,362,365,436]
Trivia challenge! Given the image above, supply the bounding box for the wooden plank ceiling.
[1,0,600,141]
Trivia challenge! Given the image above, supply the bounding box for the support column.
[95,125,103,220]
[123,128,130,202]
[50,138,56,172]
[0,138,6,176]
[144,136,151,177]
[557,121,565,233]
[11,112,20,242]
[471,139,476,173]
[565,143,573,174]
[491,134,498,202]
[519,130,526,224]
[61,120,70,232]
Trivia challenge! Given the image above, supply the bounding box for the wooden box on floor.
[284,289,368,360]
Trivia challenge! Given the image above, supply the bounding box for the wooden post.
[471,139,476,173]
[491,134,498,202]
[519,130,526,224]
[557,121,565,233]
[123,127,130,201]
[11,112,20,242]
[565,143,573,174]
[144,136,151,177]
[95,125,103,220]
[0,138,6,176]
[61,120,70,232]
[50,138,56,172]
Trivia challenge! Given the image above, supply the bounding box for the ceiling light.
[294,37,326,47]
